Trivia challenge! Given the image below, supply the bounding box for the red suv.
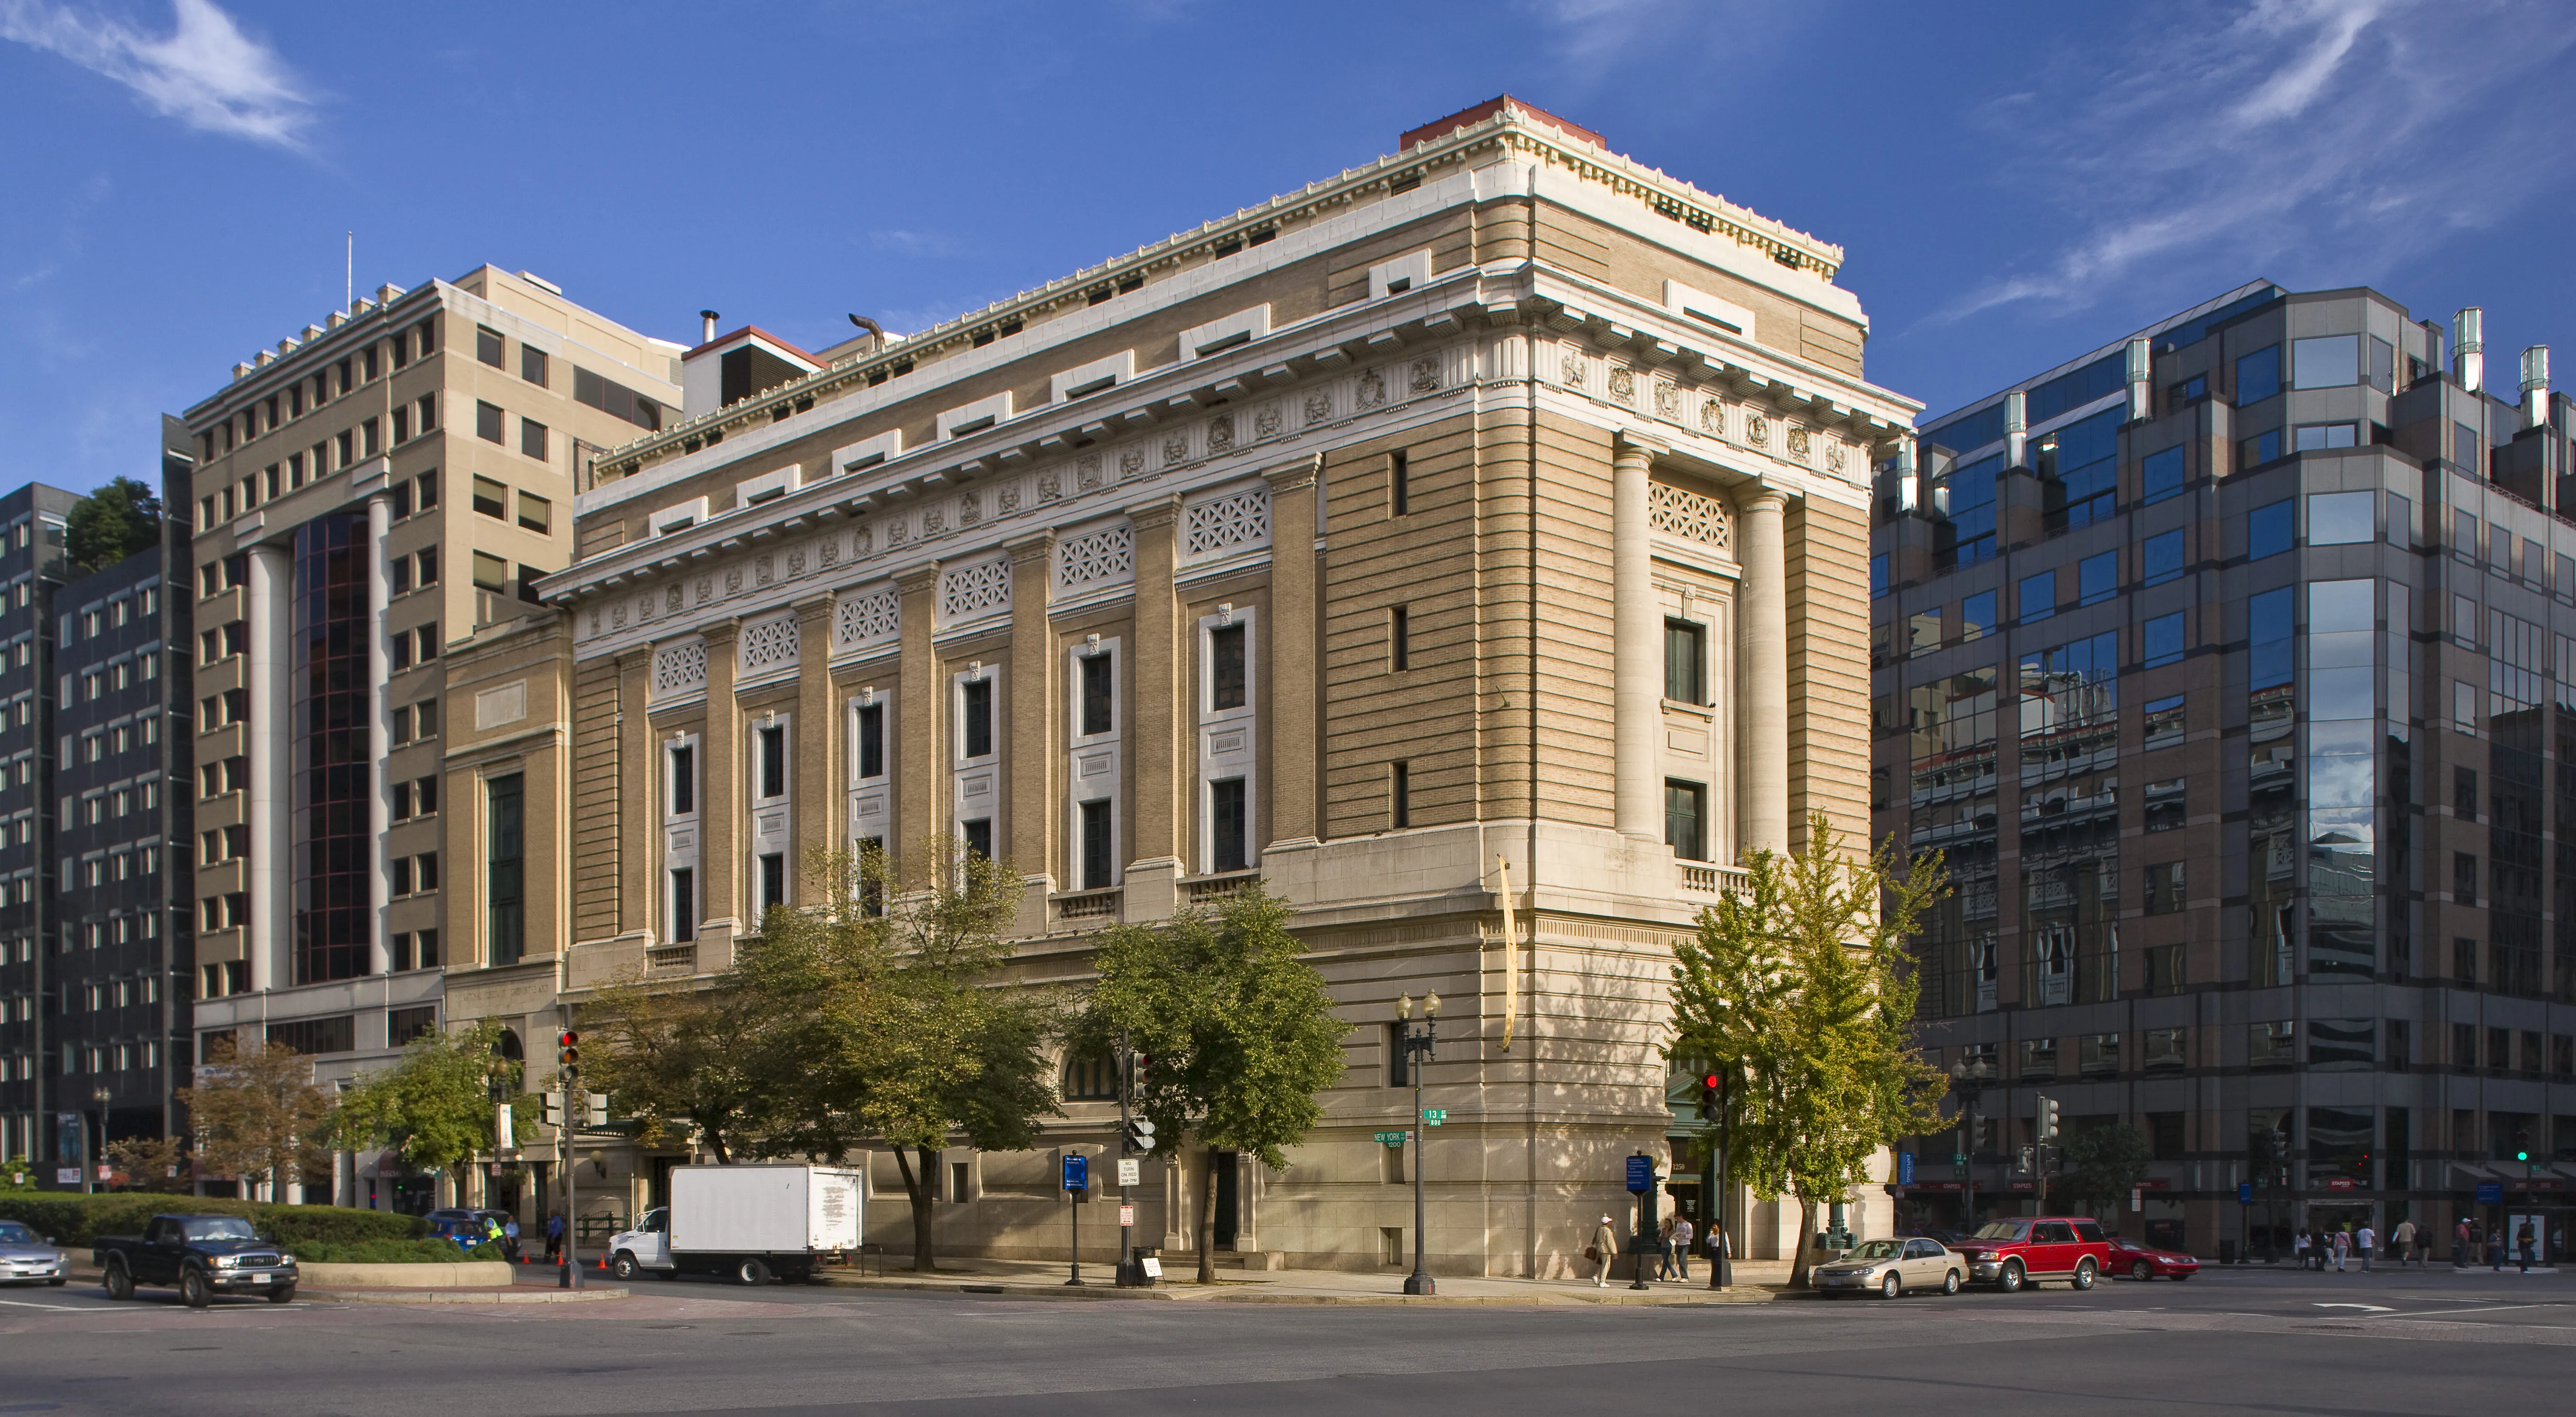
[1954,1217,2112,1292]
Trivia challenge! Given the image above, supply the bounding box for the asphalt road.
[2,1263,2568,1416]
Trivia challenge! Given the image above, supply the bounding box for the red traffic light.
[1701,1074,1720,1090]
[559,1031,579,1047]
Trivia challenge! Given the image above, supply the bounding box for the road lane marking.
[2377,1303,2563,1320]
[0,1299,88,1310]
[2312,1303,2393,1312]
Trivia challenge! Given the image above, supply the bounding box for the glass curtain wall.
[2019,631,2119,1006]
[292,514,370,984]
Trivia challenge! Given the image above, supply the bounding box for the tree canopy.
[177,1035,336,1200]
[330,1018,539,1194]
[66,477,161,574]
[2056,1119,2152,1218]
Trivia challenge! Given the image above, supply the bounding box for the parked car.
[1952,1217,2111,1292]
[424,1208,513,1251]
[1809,1237,1965,1298]
[2106,1235,2199,1280]
[92,1214,299,1307]
[0,1220,67,1286]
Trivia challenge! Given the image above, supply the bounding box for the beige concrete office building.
[546,99,1919,1273]
[178,267,678,1207]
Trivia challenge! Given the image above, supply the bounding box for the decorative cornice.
[1127,493,1184,531]
[1004,531,1056,566]
[1261,452,1322,496]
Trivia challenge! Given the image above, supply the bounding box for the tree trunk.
[1786,1195,1819,1287]
[893,1146,938,1273]
[1197,1145,1219,1285]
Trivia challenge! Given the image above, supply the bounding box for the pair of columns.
[1610,433,1789,859]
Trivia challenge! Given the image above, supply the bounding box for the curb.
[301,1284,631,1304]
[808,1273,1782,1306]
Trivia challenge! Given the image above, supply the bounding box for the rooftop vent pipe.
[848,313,885,355]
[2454,307,2485,393]
[2004,390,2028,469]
[700,310,721,344]
[2522,345,2551,430]
[2125,337,2152,422]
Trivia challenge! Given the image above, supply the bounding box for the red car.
[1953,1217,2112,1292]
[2105,1235,2198,1280]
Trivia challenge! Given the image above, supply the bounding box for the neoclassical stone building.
[538,98,1918,1273]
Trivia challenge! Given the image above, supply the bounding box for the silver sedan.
[0,1219,68,1286]
[1809,1237,1964,1299]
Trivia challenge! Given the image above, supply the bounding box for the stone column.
[365,494,391,975]
[699,619,741,961]
[1260,458,1321,854]
[1124,495,1184,921]
[1737,488,1790,855]
[245,541,292,991]
[1006,533,1057,935]
[793,596,835,905]
[1611,432,1666,842]
[895,564,942,860]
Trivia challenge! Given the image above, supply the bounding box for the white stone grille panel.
[835,586,899,652]
[738,611,801,675]
[1182,485,1271,561]
[1649,482,1732,551]
[1056,525,1135,593]
[940,556,1012,623]
[652,640,708,698]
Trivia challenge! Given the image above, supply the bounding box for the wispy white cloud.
[0,0,317,148]
[870,229,966,259]
[1926,0,2576,327]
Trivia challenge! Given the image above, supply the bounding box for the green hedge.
[293,1237,503,1264]
[0,1195,427,1247]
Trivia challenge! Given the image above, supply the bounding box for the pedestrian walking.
[1670,1215,1694,1281]
[504,1217,522,1263]
[2292,1229,2310,1270]
[2455,1218,2473,1268]
[2487,1226,2504,1271]
[1655,1216,1677,1280]
[2517,1221,2537,1273]
[1588,1215,1618,1288]
[2391,1218,2416,1268]
[2355,1223,2374,1273]
[2330,1228,2349,1273]
[544,1211,565,1265]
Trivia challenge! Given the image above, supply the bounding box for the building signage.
[1062,1155,1088,1193]
[1625,1156,1653,1193]
[2477,1181,2505,1204]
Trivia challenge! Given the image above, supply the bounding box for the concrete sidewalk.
[808,1255,1792,1306]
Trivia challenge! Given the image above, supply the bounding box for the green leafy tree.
[2,1156,40,1193]
[1668,814,1950,1285]
[2056,1119,2152,1220]
[744,841,1060,1273]
[1076,889,1350,1284]
[585,969,784,1164]
[66,476,161,574]
[102,1136,192,1193]
[178,1035,336,1201]
[331,1018,540,1199]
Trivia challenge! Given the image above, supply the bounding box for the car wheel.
[1879,1272,1901,1300]
[2132,1261,2153,1281]
[1997,1261,2025,1293]
[103,1262,133,1302]
[1942,1268,1961,1295]
[181,1268,212,1309]
[46,1277,64,1287]
[2071,1259,2097,1291]
[735,1258,771,1286]
[611,1251,640,1281]
[266,1285,296,1304]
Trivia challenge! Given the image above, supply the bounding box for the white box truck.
[606,1163,863,1284]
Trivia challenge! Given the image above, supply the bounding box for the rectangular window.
[1080,799,1113,889]
[1664,779,1706,860]
[487,774,525,968]
[2236,344,2281,404]
[2293,422,2359,452]
[517,492,551,534]
[2018,570,2054,622]
[416,625,439,661]
[2143,777,2186,831]
[418,546,439,585]
[1209,625,1246,712]
[520,419,548,462]
[477,325,505,368]
[962,819,993,861]
[2142,693,2185,748]
[1391,761,1411,829]
[758,724,786,798]
[2238,428,2282,468]
[418,470,438,509]
[2291,334,2359,389]
[1081,653,1115,736]
[670,868,696,943]
[472,475,507,517]
[391,556,412,595]
[2140,446,2185,503]
[759,852,786,914]
[2143,611,2185,666]
[2076,551,2116,605]
[521,345,549,386]
[361,417,379,458]
[475,401,504,444]
[472,551,508,592]
[1960,591,1994,642]
[1389,605,1410,670]
[2142,529,2184,586]
[1389,448,1410,515]
[1388,1022,1413,1088]
[856,705,883,780]
[670,744,695,814]
[939,675,990,764]
[2247,498,2293,559]
[2454,852,2478,907]
[1663,619,1704,703]
[2455,765,2477,819]
[2143,860,2185,914]
[1210,778,1248,873]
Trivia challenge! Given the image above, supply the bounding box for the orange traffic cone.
[597,1254,607,1270]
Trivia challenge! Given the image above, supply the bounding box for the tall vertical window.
[670,868,696,942]
[1210,778,1248,873]
[1665,780,1706,860]
[291,514,371,985]
[963,819,993,861]
[1391,761,1411,829]
[669,744,694,814]
[487,774,525,968]
[1080,800,1113,890]
[758,724,785,797]
[1210,625,1246,711]
[1663,619,1704,704]
[477,325,505,368]
[521,345,549,386]
[962,680,994,757]
[758,853,785,915]
[1389,448,1410,515]
[1080,654,1114,736]
[856,704,884,779]
[1390,606,1410,671]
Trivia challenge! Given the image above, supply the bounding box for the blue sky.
[4,0,2574,494]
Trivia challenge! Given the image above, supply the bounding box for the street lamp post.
[1948,1058,1993,1236]
[1395,993,1439,1296]
[89,1086,111,1195]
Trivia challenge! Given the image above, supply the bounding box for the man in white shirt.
[1669,1216,1694,1281]
[2390,1218,2416,1268]
[2356,1223,2376,1273]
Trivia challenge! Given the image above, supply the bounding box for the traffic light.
[542,1090,566,1128]
[2017,1145,2036,1174]
[2516,1129,2532,1165]
[1121,1117,1156,1155]
[557,1031,580,1087]
[1699,1074,1722,1121]
[2035,1096,2060,1146]
[586,1092,610,1128]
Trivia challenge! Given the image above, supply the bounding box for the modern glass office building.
[1874,281,2576,1259]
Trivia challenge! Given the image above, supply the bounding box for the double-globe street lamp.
[1395,993,1439,1296]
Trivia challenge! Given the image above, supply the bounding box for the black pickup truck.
[93,1214,300,1306]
